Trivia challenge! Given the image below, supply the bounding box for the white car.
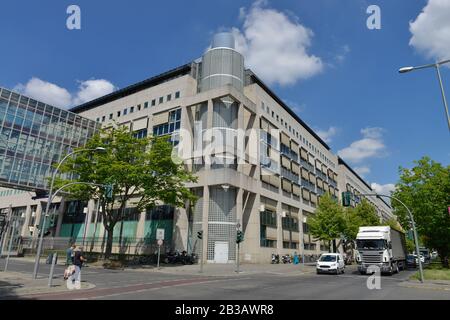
[316,253,345,275]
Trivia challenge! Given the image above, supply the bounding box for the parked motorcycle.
[271,253,280,264]
[282,254,292,264]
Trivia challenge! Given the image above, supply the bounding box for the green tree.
[392,157,450,268]
[308,192,346,252]
[55,126,198,259]
[342,199,381,257]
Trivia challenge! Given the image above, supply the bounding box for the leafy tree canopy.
[392,156,450,267]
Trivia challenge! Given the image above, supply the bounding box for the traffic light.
[342,191,351,207]
[197,230,203,239]
[105,184,114,200]
[236,230,244,244]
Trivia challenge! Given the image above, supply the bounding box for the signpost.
[156,229,164,269]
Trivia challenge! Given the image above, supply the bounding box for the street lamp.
[31,147,106,279]
[399,59,450,133]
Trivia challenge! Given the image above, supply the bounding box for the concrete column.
[21,205,31,237]
[32,202,43,240]
[83,199,95,244]
[202,185,209,262]
[237,103,245,173]
[236,187,243,261]
[173,206,189,251]
[135,210,146,239]
[55,199,66,237]
[276,200,283,254]
[205,99,214,171]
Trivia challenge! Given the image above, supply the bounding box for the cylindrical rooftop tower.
[200,32,244,92]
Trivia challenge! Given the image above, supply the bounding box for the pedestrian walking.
[66,243,76,266]
[293,252,299,265]
[71,246,86,288]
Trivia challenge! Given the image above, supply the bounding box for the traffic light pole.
[236,242,240,273]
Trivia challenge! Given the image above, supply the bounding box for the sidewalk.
[399,279,450,292]
[137,262,317,277]
[0,271,95,299]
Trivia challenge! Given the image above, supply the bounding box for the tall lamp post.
[399,59,450,133]
[358,193,424,283]
[32,147,105,279]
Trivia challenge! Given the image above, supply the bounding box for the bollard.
[4,220,17,272]
[48,252,58,287]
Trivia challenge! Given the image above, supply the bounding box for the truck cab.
[355,226,406,275]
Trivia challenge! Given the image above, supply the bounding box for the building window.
[151,99,156,106]
[144,102,149,109]
[109,113,113,120]
[272,111,274,118]
[117,111,121,117]
[96,118,100,122]
[137,104,141,111]
[167,94,171,101]
[133,128,148,139]
[130,106,134,113]
[159,97,163,104]
[153,108,181,137]
[102,116,105,122]
[123,108,128,115]
[175,91,180,99]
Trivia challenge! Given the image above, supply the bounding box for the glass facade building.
[0,87,100,191]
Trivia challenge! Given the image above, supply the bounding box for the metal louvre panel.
[153,112,169,126]
[213,97,238,129]
[321,164,327,174]
[310,193,317,204]
[281,132,290,145]
[208,186,237,261]
[282,178,292,192]
[315,160,321,170]
[291,162,300,175]
[309,172,316,184]
[300,148,308,161]
[266,227,278,240]
[301,168,309,179]
[270,175,280,188]
[201,48,244,92]
[323,182,329,192]
[261,118,269,131]
[292,184,301,196]
[269,147,279,161]
[317,178,323,189]
[132,117,148,131]
[308,154,315,166]
[281,155,291,169]
[290,140,299,150]
[302,189,310,201]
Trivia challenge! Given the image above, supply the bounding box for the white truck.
[355,226,407,275]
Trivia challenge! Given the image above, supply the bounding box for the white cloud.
[371,183,395,196]
[14,78,116,108]
[232,1,323,86]
[337,127,387,163]
[316,126,339,143]
[14,77,72,108]
[73,79,116,105]
[354,166,371,177]
[409,0,450,63]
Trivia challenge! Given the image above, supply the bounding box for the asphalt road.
[0,258,449,300]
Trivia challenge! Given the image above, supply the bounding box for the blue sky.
[0,0,449,192]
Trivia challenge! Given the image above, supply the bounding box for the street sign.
[156,228,165,240]
[157,239,163,246]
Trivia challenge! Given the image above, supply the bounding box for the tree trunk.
[104,228,114,260]
[332,239,337,253]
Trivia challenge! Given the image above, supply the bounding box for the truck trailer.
[355,226,407,275]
